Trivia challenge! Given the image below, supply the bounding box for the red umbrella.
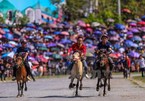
[61,31,69,36]
[109,53,122,59]
[32,60,39,65]
[137,21,145,25]
[122,8,131,13]
[0,28,5,34]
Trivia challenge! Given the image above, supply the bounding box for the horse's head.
[15,56,23,66]
[72,51,81,61]
[99,53,109,68]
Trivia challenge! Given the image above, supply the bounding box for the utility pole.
[118,0,121,22]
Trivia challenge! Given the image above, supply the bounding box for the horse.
[68,51,83,96]
[15,56,27,97]
[96,52,111,96]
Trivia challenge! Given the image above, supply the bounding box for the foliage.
[63,0,145,24]
[62,0,87,21]
[0,17,5,24]
[18,15,29,26]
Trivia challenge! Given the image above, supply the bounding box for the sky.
[0,0,64,11]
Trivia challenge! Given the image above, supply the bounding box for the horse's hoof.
[103,93,106,96]
[108,87,111,91]
[20,94,24,97]
[98,94,101,96]
[79,84,83,90]
[96,87,99,91]
[16,95,20,98]
[25,88,27,91]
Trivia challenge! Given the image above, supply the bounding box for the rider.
[12,39,35,81]
[67,36,89,78]
[95,34,114,72]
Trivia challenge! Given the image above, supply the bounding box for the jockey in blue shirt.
[12,40,35,81]
[94,34,115,71]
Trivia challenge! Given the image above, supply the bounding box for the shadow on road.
[29,95,94,98]
[0,96,16,98]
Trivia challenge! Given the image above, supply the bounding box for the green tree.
[18,15,29,26]
[0,17,5,24]
[63,0,87,21]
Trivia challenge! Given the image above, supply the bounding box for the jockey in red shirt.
[67,36,89,78]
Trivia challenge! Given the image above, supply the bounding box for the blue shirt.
[97,41,111,51]
[16,47,30,54]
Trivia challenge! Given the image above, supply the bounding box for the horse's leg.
[69,78,74,89]
[79,77,83,90]
[108,73,111,91]
[96,78,100,91]
[103,78,107,96]
[20,82,24,97]
[75,79,79,96]
[16,82,21,97]
[24,82,27,91]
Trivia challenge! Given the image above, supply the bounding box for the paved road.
[0,74,145,101]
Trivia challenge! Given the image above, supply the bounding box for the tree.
[62,0,87,21]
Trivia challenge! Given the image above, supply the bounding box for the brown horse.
[15,56,27,97]
[96,52,111,96]
[69,52,83,96]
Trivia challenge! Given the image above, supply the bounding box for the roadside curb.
[129,77,145,88]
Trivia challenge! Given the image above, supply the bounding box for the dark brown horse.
[15,56,27,97]
[96,52,111,96]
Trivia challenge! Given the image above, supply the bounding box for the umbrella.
[61,31,69,36]
[86,28,93,33]
[132,36,142,42]
[52,54,62,59]
[2,28,10,33]
[113,43,121,49]
[91,22,100,27]
[60,39,71,44]
[126,31,133,35]
[27,23,35,28]
[115,24,125,30]
[109,52,122,59]
[108,31,117,36]
[122,8,131,13]
[129,22,137,27]
[0,28,5,34]
[141,15,145,21]
[49,24,57,28]
[1,51,15,58]
[57,43,65,48]
[32,60,39,65]
[128,51,140,58]
[25,27,35,31]
[28,56,36,61]
[4,33,14,40]
[47,43,57,47]
[119,47,125,53]
[77,20,86,27]
[94,30,102,35]
[54,31,61,35]
[38,47,48,51]
[137,21,145,25]
[44,35,53,39]
[106,18,115,22]
[9,41,18,46]
[129,28,139,33]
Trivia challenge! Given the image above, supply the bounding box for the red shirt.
[68,43,87,55]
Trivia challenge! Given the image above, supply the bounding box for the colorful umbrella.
[61,31,69,36]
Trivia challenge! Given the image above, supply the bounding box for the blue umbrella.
[54,31,61,35]
[25,27,35,31]
[3,44,13,48]
[141,15,145,20]
[126,31,133,35]
[128,51,140,58]
[27,23,35,28]
[108,30,117,36]
[113,43,121,49]
[44,35,53,39]
[4,33,14,40]
[124,40,134,47]
[132,36,142,42]
[115,24,125,30]
[60,39,72,44]
[47,43,57,47]
[2,28,10,33]
[94,30,102,35]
